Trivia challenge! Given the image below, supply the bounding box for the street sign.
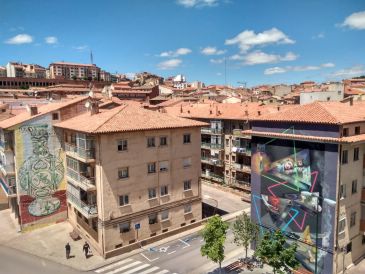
[135,223,141,230]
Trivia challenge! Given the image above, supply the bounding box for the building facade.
[49,62,100,81]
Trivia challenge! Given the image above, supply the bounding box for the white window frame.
[159,161,169,172]
[148,188,157,200]
[160,210,169,221]
[184,204,192,214]
[118,139,128,151]
[147,136,155,148]
[183,133,191,144]
[119,195,129,206]
[183,180,192,191]
[118,167,129,179]
[160,185,169,196]
[148,162,156,174]
[183,157,192,168]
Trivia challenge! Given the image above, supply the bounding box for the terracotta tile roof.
[243,130,365,144]
[54,103,207,134]
[0,97,87,129]
[252,101,365,125]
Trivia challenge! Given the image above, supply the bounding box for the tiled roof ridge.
[315,101,342,124]
[92,104,129,133]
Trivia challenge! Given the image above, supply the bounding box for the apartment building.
[162,102,287,201]
[49,62,100,80]
[0,97,88,230]
[6,62,47,78]
[54,102,205,257]
[0,66,6,78]
[247,100,365,273]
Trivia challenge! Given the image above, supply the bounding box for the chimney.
[180,105,183,113]
[27,105,38,116]
[258,111,261,116]
[277,106,280,111]
[350,97,353,106]
[87,100,99,115]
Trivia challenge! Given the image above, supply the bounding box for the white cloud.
[327,65,365,78]
[177,0,219,8]
[312,32,325,39]
[201,46,226,55]
[231,50,298,65]
[159,48,192,57]
[210,58,224,64]
[264,63,336,75]
[45,36,58,44]
[341,11,365,30]
[73,45,88,51]
[225,28,295,53]
[157,59,182,70]
[5,34,33,45]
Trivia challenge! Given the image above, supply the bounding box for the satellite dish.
[85,101,91,108]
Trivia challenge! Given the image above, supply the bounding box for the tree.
[200,215,229,273]
[255,229,299,274]
[232,212,259,258]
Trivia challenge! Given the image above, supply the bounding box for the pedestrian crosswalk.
[94,258,178,274]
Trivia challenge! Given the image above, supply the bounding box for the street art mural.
[15,117,67,228]
[251,134,338,274]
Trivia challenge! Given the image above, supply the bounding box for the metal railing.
[232,129,251,139]
[0,162,15,176]
[231,146,251,156]
[67,191,97,218]
[0,178,16,196]
[65,143,95,160]
[201,173,224,183]
[201,128,223,134]
[201,156,223,166]
[234,163,251,173]
[201,142,224,149]
[67,168,95,189]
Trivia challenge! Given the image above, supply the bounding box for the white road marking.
[104,261,141,274]
[179,239,190,248]
[140,252,159,262]
[121,263,150,274]
[95,258,133,273]
[153,270,169,274]
[168,250,176,255]
[138,266,160,274]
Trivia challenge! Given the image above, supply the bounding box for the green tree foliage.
[254,229,299,274]
[232,212,259,258]
[200,215,229,273]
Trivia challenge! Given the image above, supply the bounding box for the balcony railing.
[201,173,224,183]
[234,163,251,173]
[67,168,95,190]
[65,143,95,161]
[232,129,251,139]
[231,146,251,156]
[0,140,12,151]
[232,179,251,190]
[0,162,15,176]
[67,191,97,218]
[0,178,16,196]
[201,156,223,166]
[201,128,223,134]
[201,142,224,150]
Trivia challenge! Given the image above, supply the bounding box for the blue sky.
[1,0,365,87]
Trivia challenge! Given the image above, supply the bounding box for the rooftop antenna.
[90,50,94,65]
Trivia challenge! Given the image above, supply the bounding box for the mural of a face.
[18,125,64,217]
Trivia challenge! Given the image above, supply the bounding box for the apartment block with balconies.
[55,102,206,257]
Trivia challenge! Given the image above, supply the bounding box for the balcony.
[76,214,98,241]
[67,168,96,191]
[0,140,12,151]
[0,178,16,197]
[201,156,223,166]
[201,173,224,183]
[231,146,251,156]
[234,163,251,173]
[65,143,95,162]
[232,179,251,191]
[201,142,224,150]
[67,191,98,219]
[201,128,223,135]
[0,162,15,176]
[232,129,251,139]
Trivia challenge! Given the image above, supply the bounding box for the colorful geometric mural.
[251,131,338,274]
[15,117,67,228]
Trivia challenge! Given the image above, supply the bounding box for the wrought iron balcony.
[66,191,97,219]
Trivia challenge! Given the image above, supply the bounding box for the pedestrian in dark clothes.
[83,242,90,258]
[65,243,71,259]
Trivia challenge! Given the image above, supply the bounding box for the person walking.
[83,242,90,259]
[65,243,71,259]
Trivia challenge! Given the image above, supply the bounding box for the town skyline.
[1,0,365,87]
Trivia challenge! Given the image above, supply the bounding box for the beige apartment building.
[6,62,47,78]
[54,102,206,257]
[49,62,100,80]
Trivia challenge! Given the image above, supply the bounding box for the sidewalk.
[0,208,249,272]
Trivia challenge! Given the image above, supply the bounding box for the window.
[339,219,346,233]
[52,112,59,120]
[346,242,352,253]
[118,167,129,179]
[355,126,361,135]
[119,222,130,233]
[119,195,129,206]
[159,161,169,172]
[183,157,192,168]
[342,150,348,164]
[161,210,169,221]
[184,180,192,191]
[354,147,359,161]
[340,184,346,199]
[183,134,191,144]
[352,180,358,194]
[160,136,167,146]
[160,185,168,196]
[225,155,229,161]
[350,212,356,227]
[118,140,127,151]
[148,162,156,174]
[149,213,158,224]
[148,188,157,199]
[147,137,155,148]
[225,139,229,146]
[184,204,192,214]
[343,128,349,137]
